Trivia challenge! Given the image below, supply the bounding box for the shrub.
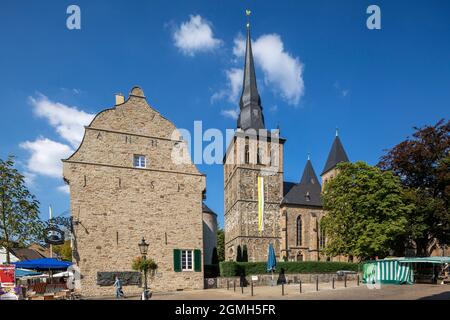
[131,256,158,273]
[219,261,359,277]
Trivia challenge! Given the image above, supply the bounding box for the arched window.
[319,226,326,250]
[244,143,250,164]
[296,216,302,246]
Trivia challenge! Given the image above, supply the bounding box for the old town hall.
[224,21,350,263]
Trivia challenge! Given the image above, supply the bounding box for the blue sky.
[0,0,449,228]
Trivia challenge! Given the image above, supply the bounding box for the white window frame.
[181,249,194,271]
[133,155,146,168]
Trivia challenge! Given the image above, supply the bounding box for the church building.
[224,21,350,262]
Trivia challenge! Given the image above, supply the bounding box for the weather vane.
[246,9,251,28]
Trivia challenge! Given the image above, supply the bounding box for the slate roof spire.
[321,131,350,175]
[237,12,265,130]
[281,156,322,207]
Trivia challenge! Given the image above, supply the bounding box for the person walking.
[114,275,125,299]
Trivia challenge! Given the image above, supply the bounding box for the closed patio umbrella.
[267,243,277,286]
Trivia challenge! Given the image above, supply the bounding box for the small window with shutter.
[173,249,201,272]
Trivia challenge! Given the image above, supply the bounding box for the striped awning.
[397,257,450,264]
[363,260,414,284]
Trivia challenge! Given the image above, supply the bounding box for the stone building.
[224,22,285,262]
[63,86,211,296]
[224,21,351,262]
[202,204,218,265]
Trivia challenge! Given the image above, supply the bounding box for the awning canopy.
[15,268,42,278]
[13,258,72,271]
[396,257,450,264]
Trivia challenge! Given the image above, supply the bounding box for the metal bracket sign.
[44,226,65,245]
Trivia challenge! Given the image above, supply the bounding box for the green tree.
[211,247,219,265]
[216,228,225,262]
[321,161,411,260]
[0,156,44,264]
[236,245,242,262]
[53,240,72,261]
[242,245,248,262]
[378,119,450,256]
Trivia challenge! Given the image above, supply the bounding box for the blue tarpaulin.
[13,258,72,271]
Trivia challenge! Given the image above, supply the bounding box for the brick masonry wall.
[63,87,205,296]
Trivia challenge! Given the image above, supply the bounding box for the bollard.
[332,277,335,289]
[344,274,347,288]
[316,276,319,292]
[299,280,302,294]
[233,280,236,292]
[357,275,360,286]
[282,283,285,296]
[227,280,229,291]
[251,281,254,296]
[241,283,244,294]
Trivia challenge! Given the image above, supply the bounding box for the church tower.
[223,16,285,262]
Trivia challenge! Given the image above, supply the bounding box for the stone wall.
[63,87,205,297]
[280,205,324,261]
[213,273,360,288]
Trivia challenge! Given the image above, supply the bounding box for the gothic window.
[244,144,250,164]
[296,216,302,246]
[319,225,326,250]
[257,146,263,165]
[296,253,303,262]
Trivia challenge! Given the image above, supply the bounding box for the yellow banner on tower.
[258,176,265,232]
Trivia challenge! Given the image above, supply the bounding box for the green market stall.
[363,257,450,285]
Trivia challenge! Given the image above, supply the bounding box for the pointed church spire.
[322,131,350,175]
[301,158,319,186]
[237,10,265,130]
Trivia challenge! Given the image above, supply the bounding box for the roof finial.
[307,153,311,161]
[336,127,339,137]
[246,9,251,28]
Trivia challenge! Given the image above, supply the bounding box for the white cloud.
[233,33,304,105]
[57,185,70,194]
[20,137,73,178]
[211,68,243,104]
[23,171,37,187]
[29,94,94,148]
[220,108,239,120]
[173,15,222,56]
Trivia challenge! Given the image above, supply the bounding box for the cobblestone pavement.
[86,281,450,300]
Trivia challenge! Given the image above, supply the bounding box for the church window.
[296,216,302,246]
[319,225,326,250]
[133,155,146,168]
[244,144,250,164]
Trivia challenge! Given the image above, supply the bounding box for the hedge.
[219,261,359,277]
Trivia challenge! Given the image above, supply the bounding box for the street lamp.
[138,237,150,300]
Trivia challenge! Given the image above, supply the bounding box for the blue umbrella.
[267,243,277,285]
